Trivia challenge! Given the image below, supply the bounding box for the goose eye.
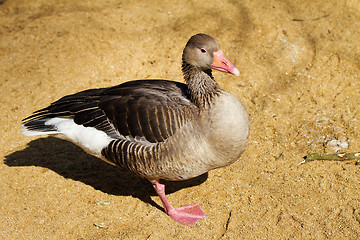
[200,48,207,53]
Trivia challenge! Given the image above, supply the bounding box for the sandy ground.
[1,0,360,239]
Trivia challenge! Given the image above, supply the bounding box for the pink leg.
[153,182,206,226]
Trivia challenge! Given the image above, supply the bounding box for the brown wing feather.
[22,80,198,143]
[99,80,198,143]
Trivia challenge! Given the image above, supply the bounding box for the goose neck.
[182,61,222,108]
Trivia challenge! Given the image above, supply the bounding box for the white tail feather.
[22,118,114,158]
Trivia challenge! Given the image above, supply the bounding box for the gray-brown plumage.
[22,33,250,226]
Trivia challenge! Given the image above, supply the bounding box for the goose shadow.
[4,137,208,212]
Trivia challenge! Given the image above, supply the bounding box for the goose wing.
[23,80,198,143]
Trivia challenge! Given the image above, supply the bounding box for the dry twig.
[299,152,360,165]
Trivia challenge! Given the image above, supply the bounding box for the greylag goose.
[22,33,250,226]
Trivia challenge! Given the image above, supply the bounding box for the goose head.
[182,33,240,76]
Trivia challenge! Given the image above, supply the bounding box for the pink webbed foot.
[167,203,206,226]
[153,182,207,226]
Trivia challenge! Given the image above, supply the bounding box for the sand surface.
[1,0,360,239]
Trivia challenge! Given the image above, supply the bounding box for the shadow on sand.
[4,137,208,212]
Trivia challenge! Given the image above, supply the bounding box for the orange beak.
[211,50,240,76]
